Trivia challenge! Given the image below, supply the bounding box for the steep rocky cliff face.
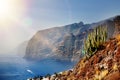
[25,22,88,60]
[113,16,120,36]
[54,19,115,61]
[55,30,87,61]
[25,16,118,61]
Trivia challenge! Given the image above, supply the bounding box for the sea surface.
[0,56,75,80]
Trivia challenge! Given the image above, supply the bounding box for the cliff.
[25,22,90,60]
[25,16,117,61]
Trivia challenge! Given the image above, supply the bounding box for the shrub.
[83,25,107,58]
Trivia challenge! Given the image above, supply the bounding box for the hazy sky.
[0,0,120,54]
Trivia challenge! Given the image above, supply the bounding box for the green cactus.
[83,25,107,58]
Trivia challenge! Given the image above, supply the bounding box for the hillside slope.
[29,37,120,80]
[67,37,120,80]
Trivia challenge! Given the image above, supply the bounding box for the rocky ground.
[66,36,120,80]
[28,69,73,80]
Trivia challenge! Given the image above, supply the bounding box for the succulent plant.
[83,25,107,58]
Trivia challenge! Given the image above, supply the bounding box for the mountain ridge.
[24,15,118,61]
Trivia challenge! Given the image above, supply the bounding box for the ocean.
[0,56,75,80]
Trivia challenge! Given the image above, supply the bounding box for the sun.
[0,0,14,19]
[0,0,26,26]
[0,0,17,25]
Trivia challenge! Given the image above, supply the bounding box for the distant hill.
[25,16,118,61]
[17,41,28,57]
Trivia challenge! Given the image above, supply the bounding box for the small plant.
[83,25,107,58]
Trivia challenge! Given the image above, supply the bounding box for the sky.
[0,0,120,54]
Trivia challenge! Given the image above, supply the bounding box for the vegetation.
[83,25,107,58]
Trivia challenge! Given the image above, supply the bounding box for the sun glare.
[0,0,26,26]
[0,0,14,19]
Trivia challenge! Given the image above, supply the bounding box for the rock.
[65,38,120,79]
[104,71,120,80]
[113,16,120,36]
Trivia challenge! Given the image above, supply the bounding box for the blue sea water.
[0,56,75,80]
